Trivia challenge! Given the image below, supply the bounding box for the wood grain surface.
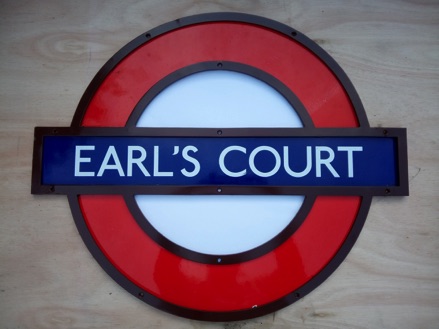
[1,1,438,328]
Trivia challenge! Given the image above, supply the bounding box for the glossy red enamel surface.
[80,195,360,310]
[77,21,362,313]
[82,22,358,127]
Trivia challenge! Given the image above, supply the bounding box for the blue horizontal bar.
[41,136,397,187]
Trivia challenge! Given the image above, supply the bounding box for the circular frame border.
[126,60,314,265]
[67,12,372,321]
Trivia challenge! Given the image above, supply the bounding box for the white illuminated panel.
[137,70,302,127]
[135,195,304,255]
[136,70,304,255]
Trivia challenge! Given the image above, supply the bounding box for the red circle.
[82,22,358,127]
[74,19,363,316]
[80,195,360,311]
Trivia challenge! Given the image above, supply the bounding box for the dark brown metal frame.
[126,61,314,127]
[32,126,408,197]
[68,193,372,322]
[31,12,409,322]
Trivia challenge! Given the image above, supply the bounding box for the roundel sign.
[32,13,408,321]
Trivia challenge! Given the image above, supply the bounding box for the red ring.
[77,22,361,312]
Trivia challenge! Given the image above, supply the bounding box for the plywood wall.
[1,1,438,328]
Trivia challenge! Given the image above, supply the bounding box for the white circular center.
[135,70,304,255]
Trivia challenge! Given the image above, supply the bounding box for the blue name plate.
[32,127,408,196]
